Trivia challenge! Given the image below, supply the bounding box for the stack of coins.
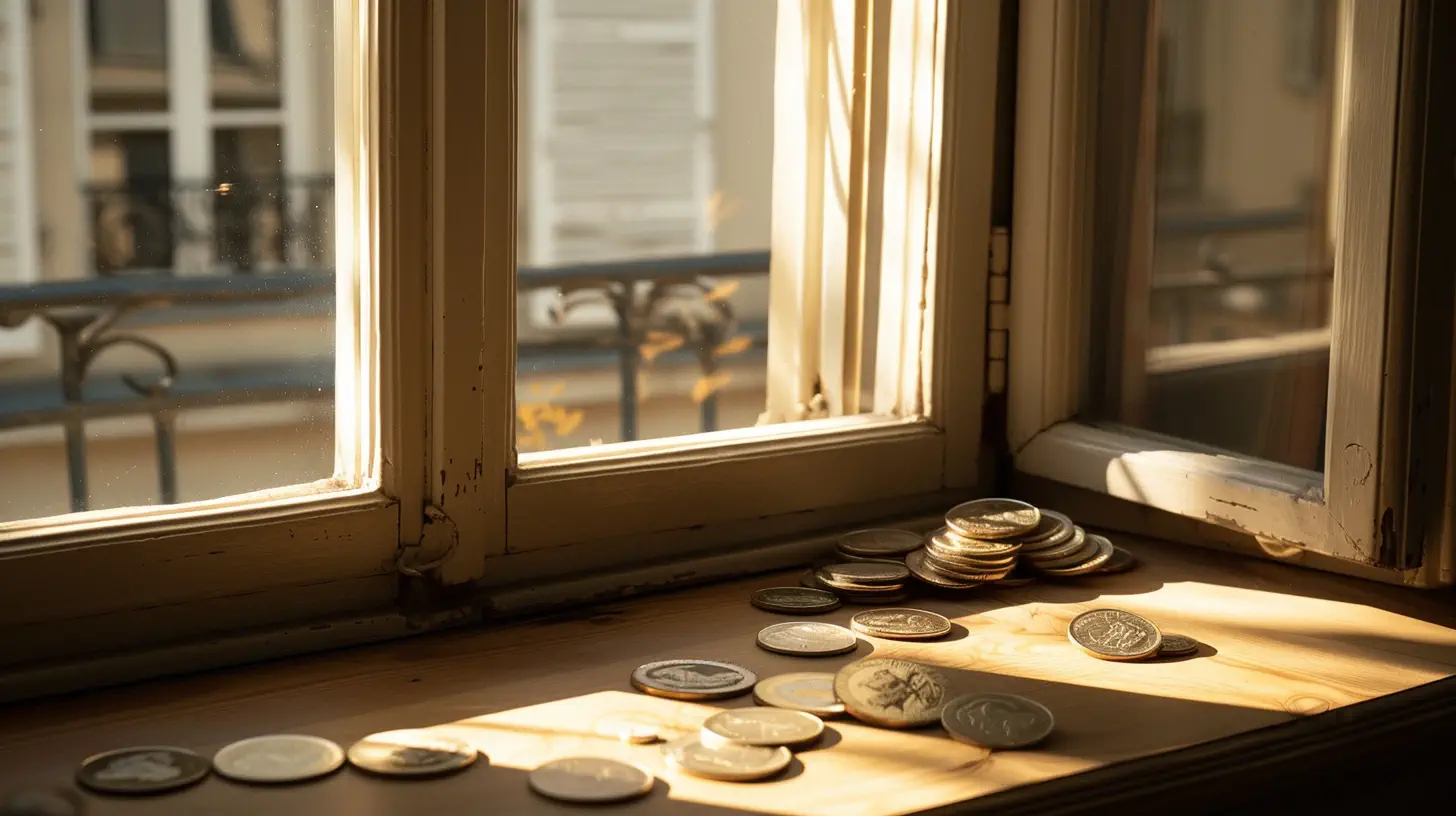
[805,561,910,604]
[1067,608,1202,661]
[902,499,1037,590]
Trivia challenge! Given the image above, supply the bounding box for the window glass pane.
[1088,0,1337,471]
[517,0,879,453]
[0,0,335,523]
[211,0,282,110]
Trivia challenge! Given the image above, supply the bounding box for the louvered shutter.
[524,0,713,327]
[0,0,40,358]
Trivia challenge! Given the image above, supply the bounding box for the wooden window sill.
[1,535,1454,815]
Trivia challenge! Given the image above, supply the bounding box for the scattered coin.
[702,707,824,747]
[212,735,345,784]
[631,659,757,701]
[595,718,664,744]
[849,608,952,640]
[529,757,654,804]
[345,729,477,777]
[663,737,792,782]
[753,672,845,717]
[75,746,210,795]
[756,622,859,657]
[1158,633,1199,657]
[927,526,1021,558]
[1068,609,1163,661]
[945,498,1041,540]
[838,528,925,557]
[750,586,841,614]
[819,562,910,585]
[941,693,1055,750]
[834,658,951,728]
[1096,545,1140,575]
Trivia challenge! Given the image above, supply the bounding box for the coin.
[801,569,833,590]
[1038,536,1115,575]
[75,746,210,795]
[345,729,477,777]
[595,719,664,744]
[941,693,1055,750]
[819,561,910,585]
[753,672,845,717]
[945,498,1041,540]
[906,550,1001,589]
[1158,633,1199,657]
[921,548,1017,576]
[850,608,952,640]
[663,737,792,782]
[528,757,654,803]
[1068,609,1162,660]
[631,659,757,701]
[702,708,824,747]
[212,735,345,784]
[834,658,951,728]
[1097,545,1140,575]
[751,586,841,614]
[838,528,925,557]
[836,551,912,565]
[1018,509,1074,548]
[927,526,1021,558]
[1023,525,1088,562]
[756,622,859,656]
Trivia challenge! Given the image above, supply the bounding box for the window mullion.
[167,0,212,275]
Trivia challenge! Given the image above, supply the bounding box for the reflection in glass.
[88,0,169,112]
[211,0,282,109]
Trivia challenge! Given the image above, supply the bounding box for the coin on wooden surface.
[345,729,477,777]
[838,528,925,557]
[1158,633,1199,657]
[1068,609,1162,661]
[1023,525,1088,562]
[819,561,911,586]
[1096,545,1140,575]
[834,659,951,728]
[702,707,824,747]
[663,737,792,782]
[941,693,1055,750]
[1038,535,1115,575]
[212,735,345,784]
[756,621,859,657]
[1018,509,1075,548]
[850,608,952,640]
[945,498,1041,540]
[753,672,845,717]
[928,526,1022,558]
[75,746,210,795]
[631,659,757,701]
[528,757,654,804]
[750,586,841,614]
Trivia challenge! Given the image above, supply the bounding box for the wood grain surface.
[1,534,1454,815]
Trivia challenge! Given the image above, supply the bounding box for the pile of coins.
[806,560,910,603]
[1067,608,1201,661]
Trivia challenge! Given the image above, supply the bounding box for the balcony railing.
[1,186,1324,513]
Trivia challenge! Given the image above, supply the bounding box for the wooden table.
[2,534,1455,815]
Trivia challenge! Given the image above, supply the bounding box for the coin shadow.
[767,756,806,783]
[938,623,972,643]
[794,725,843,754]
[1151,641,1219,663]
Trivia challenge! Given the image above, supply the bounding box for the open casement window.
[1008,0,1454,587]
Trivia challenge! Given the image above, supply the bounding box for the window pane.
[211,0,282,110]
[516,0,881,453]
[1088,0,1337,471]
[0,0,336,523]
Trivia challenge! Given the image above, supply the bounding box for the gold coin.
[346,730,477,777]
[1067,609,1162,661]
[927,526,1021,558]
[1038,535,1114,576]
[906,550,1006,589]
[752,672,845,717]
[663,737,792,782]
[945,499,1041,540]
[702,708,824,747]
[1096,545,1140,575]
[849,608,952,640]
[1023,525,1088,562]
[528,757,654,803]
[1017,509,1075,548]
[834,659,951,728]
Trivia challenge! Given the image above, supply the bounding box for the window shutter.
[0,0,40,358]
[524,0,713,328]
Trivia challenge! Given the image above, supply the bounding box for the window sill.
[2,533,1453,813]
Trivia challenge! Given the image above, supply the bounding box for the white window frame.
[0,0,1003,688]
[1006,0,1434,581]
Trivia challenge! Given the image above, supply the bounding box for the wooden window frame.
[0,0,1005,682]
[1006,0,1448,584]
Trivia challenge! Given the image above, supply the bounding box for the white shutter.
[0,0,40,358]
[525,0,714,328]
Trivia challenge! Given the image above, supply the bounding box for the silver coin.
[529,757,654,804]
[838,528,925,557]
[756,622,859,656]
[1158,633,1200,657]
[212,735,345,784]
[942,693,1055,750]
[346,729,477,777]
[75,746,210,795]
[834,658,951,728]
[702,707,824,747]
[945,498,1041,540]
[663,737,792,782]
[1068,609,1162,660]
[750,586,840,614]
[752,672,845,717]
[849,608,952,640]
[631,659,757,701]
